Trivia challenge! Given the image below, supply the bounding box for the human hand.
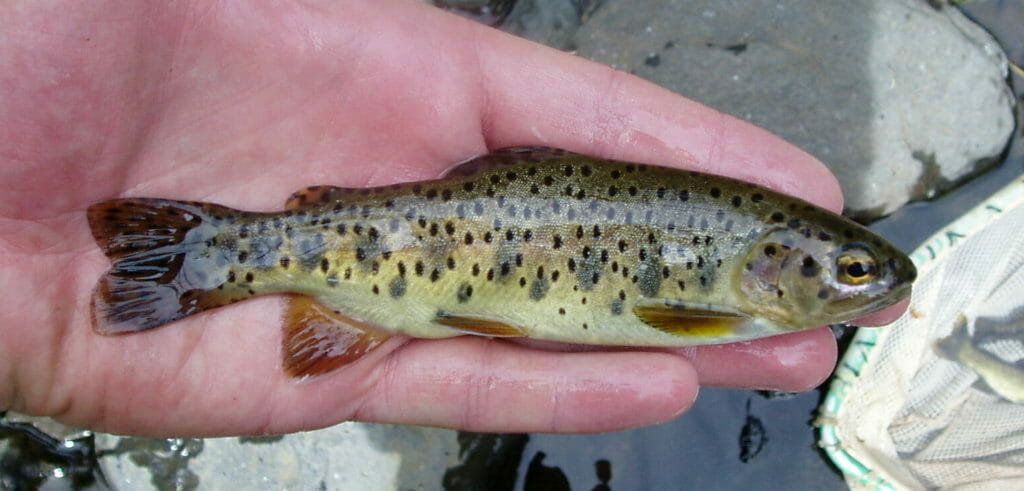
[0,0,907,437]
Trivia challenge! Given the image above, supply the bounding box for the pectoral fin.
[633,299,752,339]
[433,311,527,337]
[282,295,391,378]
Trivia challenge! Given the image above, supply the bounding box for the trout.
[86,147,916,377]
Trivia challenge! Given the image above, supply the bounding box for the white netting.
[821,176,1024,490]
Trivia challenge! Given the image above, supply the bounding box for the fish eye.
[836,248,877,285]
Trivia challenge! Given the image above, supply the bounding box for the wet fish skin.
[86,147,916,377]
[936,315,1024,404]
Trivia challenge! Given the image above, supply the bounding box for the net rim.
[818,176,1024,488]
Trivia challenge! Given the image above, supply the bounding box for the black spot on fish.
[457,283,473,303]
[238,251,249,263]
[818,232,832,242]
[618,240,628,253]
[415,261,425,276]
[441,189,453,201]
[817,288,829,299]
[764,245,777,257]
[430,269,441,282]
[530,277,549,301]
[771,212,785,223]
[800,256,819,277]
[678,280,686,291]
[245,272,254,283]
[397,261,407,277]
[732,196,742,207]
[372,284,380,295]
[280,256,291,269]
[679,190,689,202]
[464,232,474,245]
[447,257,457,270]
[320,257,330,273]
[484,232,493,243]
[227,271,236,283]
[787,219,801,229]
[611,299,624,315]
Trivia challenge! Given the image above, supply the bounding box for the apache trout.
[87,147,916,377]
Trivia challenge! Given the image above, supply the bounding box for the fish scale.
[86,147,916,377]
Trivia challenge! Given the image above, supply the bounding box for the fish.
[936,315,1024,404]
[86,147,917,378]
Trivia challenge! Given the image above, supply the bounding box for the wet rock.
[506,0,1016,220]
[96,423,459,489]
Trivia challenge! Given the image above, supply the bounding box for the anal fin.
[282,295,391,378]
[633,299,752,339]
[434,311,527,337]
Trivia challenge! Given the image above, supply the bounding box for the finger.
[351,337,698,434]
[677,327,838,391]
[472,27,844,212]
[851,297,911,326]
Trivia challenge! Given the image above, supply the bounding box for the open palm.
[0,0,902,437]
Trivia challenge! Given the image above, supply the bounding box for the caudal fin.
[86,198,242,334]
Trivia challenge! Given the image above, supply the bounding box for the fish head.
[736,226,916,329]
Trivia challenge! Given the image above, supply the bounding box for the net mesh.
[823,177,1024,489]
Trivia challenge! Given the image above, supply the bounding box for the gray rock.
[95,423,459,490]
[506,0,1016,220]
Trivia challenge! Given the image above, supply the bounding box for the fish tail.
[86,198,241,334]
[935,315,971,360]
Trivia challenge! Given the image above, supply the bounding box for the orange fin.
[433,312,527,337]
[284,185,349,210]
[282,295,392,378]
[633,299,750,338]
[443,147,572,178]
[86,198,244,334]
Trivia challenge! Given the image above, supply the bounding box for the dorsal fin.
[284,185,351,210]
[443,147,572,178]
[282,295,392,378]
